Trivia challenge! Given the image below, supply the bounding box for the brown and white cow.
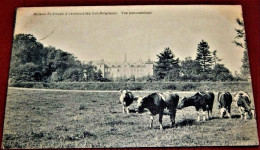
[217,92,232,118]
[233,91,255,120]
[119,90,136,114]
[177,91,214,121]
[136,92,179,130]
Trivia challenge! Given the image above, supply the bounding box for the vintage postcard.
[1,5,259,148]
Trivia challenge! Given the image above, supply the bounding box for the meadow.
[2,88,259,148]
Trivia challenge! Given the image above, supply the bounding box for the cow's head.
[177,93,201,109]
[120,89,129,94]
[120,90,131,99]
[136,96,147,113]
[177,96,189,109]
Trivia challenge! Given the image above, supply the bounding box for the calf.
[177,91,214,121]
[217,92,232,118]
[234,91,255,120]
[119,90,136,114]
[136,92,179,130]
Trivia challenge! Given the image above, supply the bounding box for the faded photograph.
[1,5,259,148]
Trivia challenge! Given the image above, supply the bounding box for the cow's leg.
[197,111,201,122]
[238,107,244,119]
[220,108,225,118]
[239,107,247,120]
[226,107,231,118]
[202,111,207,121]
[250,109,255,119]
[170,110,176,127]
[210,108,213,118]
[150,115,154,128]
[244,112,248,120]
[207,109,211,120]
[159,112,163,130]
[122,105,126,113]
[126,106,130,114]
[207,110,209,120]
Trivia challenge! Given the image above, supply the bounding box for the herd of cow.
[119,90,255,130]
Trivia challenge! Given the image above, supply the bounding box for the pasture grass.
[1,89,258,148]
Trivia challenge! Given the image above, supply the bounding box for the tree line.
[154,41,235,82]
[10,34,105,83]
[154,17,249,82]
[10,18,249,83]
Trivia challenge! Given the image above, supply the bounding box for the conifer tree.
[196,40,213,72]
[233,18,250,76]
[212,50,222,68]
[155,47,179,80]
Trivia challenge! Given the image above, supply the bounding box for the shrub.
[33,83,45,88]
[8,81,253,92]
[128,84,142,90]
[181,83,197,91]
[163,83,177,90]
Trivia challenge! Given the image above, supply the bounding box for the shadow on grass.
[83,131,97,139]
[231,114,241,119]
[128,109,149,114]
[175,119,196,127]
[109,109,138,114]
[160,119,196,130]
[210,116,219,120]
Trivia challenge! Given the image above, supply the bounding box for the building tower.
[124,53,127,63]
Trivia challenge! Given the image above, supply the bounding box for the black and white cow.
[233,91,255,120]
[177,91,214,121]
[136,92,179,130]
[119,90,136,114]
[217,92,232,118]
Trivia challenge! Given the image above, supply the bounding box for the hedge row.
[9,81,253,92]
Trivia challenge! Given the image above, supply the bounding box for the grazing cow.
[217,92,232,118]
[136,92,179,130]
[233,91,255,120]
[177,91,214,121]
[119,90,136,114]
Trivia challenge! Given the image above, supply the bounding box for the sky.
[14,5,245,74]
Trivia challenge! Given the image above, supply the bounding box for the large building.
[91,55,154,79]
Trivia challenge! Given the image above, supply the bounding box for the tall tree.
[181,57,201,77]
[212,50,222,67]
[94,69,103,81]
[11,34,44,65]
[10,34,44,81]
[83,62,98,81]
[196,40,213,72]
[213,64,234,81]
[10,34,85,82]
[233,18,250,76]
[154,47,180,80]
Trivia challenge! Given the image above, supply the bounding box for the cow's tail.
[217,92,222,102]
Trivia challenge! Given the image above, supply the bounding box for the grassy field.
[2,88,259,148]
